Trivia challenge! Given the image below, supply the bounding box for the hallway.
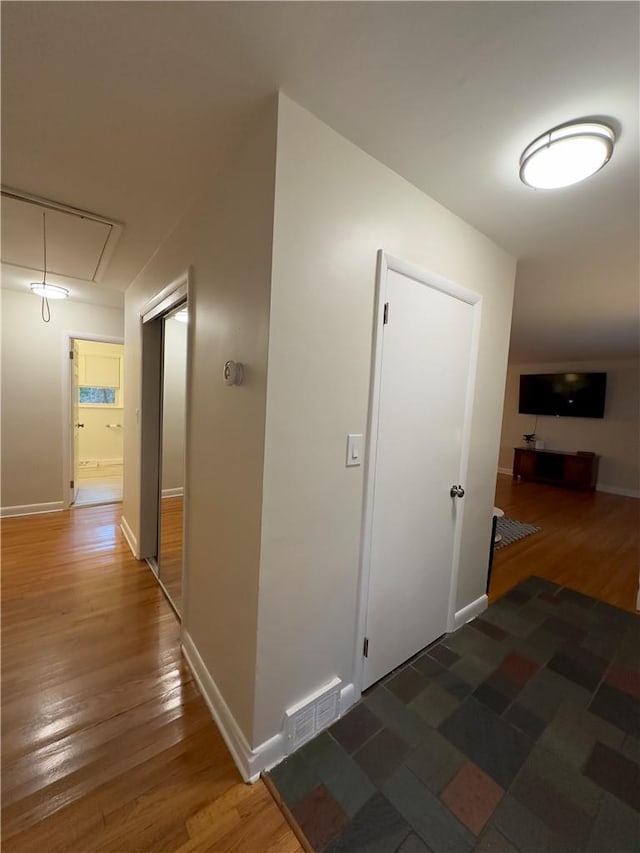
[0,505,300,852]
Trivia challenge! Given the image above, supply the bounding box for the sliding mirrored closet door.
[157,303,188,614]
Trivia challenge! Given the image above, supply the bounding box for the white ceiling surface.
[1,2,638,359]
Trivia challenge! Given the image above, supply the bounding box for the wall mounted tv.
[519,373,607,419]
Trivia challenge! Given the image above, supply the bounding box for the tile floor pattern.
[267,577,640,852]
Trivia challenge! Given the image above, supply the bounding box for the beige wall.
[1,289,124,509]
[252,95,516,745]
[499,359,640,495]
[122,103,277,741]
[76,339,124,464]
[161,316,187,492]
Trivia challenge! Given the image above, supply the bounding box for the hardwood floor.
[1,505,301,853]
[159,496,184,614]
[491,474,639,612]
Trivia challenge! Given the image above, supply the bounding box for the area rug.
[495,516,540,549]
[266,576,640,852]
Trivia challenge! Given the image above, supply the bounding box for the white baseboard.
[162,487,184,498]
[181,630,356,781]
[596,484,640,499]
[119,515,140,558]
[182,630,281,782]
[497,467,513,476]
[79,458,123,468]
[451,594,488,631]
[1,501,64,518]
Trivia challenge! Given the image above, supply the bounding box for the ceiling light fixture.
[30,212,69,322]
[519,121,615,189]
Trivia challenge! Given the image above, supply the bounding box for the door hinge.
[363,637,369,658]
[69,350,74,359]
[70,480,74,489]
[383,302,389,325]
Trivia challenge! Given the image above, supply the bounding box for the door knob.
[75,423,85,428]
[450,484,465,498]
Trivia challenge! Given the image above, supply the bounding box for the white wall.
[76,339,124,465]
[161,316,187,491]
[252,95,516,746]
[122,102,277,741]
[499,359,640,496]
[1,289,124,510]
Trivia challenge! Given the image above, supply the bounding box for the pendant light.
[30,212,69,322]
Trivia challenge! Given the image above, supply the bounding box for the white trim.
[497,467,513,476]
[452,594,488,630]
[119,515,140,558]
[1,501,64,518]
[140,274,188,324]
[182,631,281,782]
[354,250,482,693]
[79,458,123,468]
[596,484,640,499]
[162,487,184,498]
[62,332,124,510]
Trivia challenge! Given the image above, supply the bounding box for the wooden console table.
[513,448,598,491]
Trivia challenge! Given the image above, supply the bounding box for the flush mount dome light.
[520,121,615,189]
[30,282,69,299]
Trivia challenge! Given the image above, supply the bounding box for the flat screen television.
[518,372,607,418]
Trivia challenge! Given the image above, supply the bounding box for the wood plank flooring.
[491,474,639,612]
[1,505,301,852]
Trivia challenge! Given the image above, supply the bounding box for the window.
[79,386,117,405]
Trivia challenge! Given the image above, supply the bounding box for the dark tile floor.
[267,577,640,852]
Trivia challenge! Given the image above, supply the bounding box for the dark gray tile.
[621,735,640,765]
[510,768,593,848]
[409,682,460,728]
[547,647,608,691]
[432,668,474,701]
[556,587,597,609]
[518,576,558,596]
[428,643,460,668]
[413,653,447,678]
[365,686,430,747]
[405,727,466,794]
[538,700,624,769]
[301,732,376,818]
[492,794,552,853]
[544,615,587,644]
[383,765,474,853]
[329,700,383,754]
[469,617,509,641]
[451,655,496,688]
[473,683,510,715]
[518,666,591,722]
[325,791,411,853]
[473,826,519,853]
[481,604,539,639]
[268,751,321,808]
[590,683,640,738]
[584,741,640,812]
[291,783,349,851]
[387,666,430,704]
[439,697,533,788]
[587,792,640,853]
[581,623,627,660]
[523,744,604,817]
[396,833,433,853]
[503,702,546,741]
[354,727,411,786]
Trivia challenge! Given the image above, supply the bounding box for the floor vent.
[285,676,341,752]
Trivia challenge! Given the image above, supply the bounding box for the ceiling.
[1,2,638,360]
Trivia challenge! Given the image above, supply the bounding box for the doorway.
[67,336,125,508]
[360,252,480,690]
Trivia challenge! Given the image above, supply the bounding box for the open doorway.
[68,337,125,507]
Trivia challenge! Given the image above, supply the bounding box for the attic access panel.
[0,191,122,282]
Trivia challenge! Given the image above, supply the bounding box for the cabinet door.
[564,455,592,489]
[516,450,536,479]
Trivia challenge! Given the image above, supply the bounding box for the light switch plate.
[346,433,364,467]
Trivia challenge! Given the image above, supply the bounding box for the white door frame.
[61,331,125,510]
[352,250,482,696]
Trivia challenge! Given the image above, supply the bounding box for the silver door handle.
[450,484,465,498]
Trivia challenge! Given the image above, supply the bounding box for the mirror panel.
[158,304,187,614]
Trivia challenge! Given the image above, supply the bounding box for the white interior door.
[363,261,478,689]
